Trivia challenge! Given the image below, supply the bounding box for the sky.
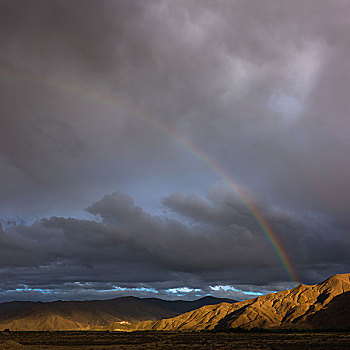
[0,0,350,302]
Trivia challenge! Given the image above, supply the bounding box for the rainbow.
[0,68,299,285]
[171,139,300,285]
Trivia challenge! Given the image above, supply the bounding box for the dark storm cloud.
[0,0,350,219]
[1,190,349,301]
[1,0,350,299]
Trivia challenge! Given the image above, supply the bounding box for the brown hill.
[0,340,24,350]
[302,291,350,329]
[0,296,234,331]
[133,273,350,331]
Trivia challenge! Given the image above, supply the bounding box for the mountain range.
[0,296,234,331]
[133,273,350,331]
[1,273,350,331]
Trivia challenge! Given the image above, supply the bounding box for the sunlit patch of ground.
[1,331,350,349]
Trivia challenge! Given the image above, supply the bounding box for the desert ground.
[1,331,350,350]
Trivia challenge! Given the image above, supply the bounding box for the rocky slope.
[0,296,234,331]
[133,273,350,331]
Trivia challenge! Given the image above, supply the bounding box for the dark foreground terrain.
[1,331,350,350]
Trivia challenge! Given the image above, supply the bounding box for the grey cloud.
[1,0,350,220]
[162,190,350,280]
[1,190,350,302]
[0,0,350,300]
[87,191,144,224]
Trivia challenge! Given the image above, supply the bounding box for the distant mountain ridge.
[133,273,350,331]
[3,273,350,332]
[0,295,235,331]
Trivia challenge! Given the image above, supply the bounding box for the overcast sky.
[0,0,350,302]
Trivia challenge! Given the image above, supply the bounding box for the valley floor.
[1,331,350,350]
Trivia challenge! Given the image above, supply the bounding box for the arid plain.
[1,331,350,350]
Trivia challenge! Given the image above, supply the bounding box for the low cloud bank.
[1,189,348,302]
